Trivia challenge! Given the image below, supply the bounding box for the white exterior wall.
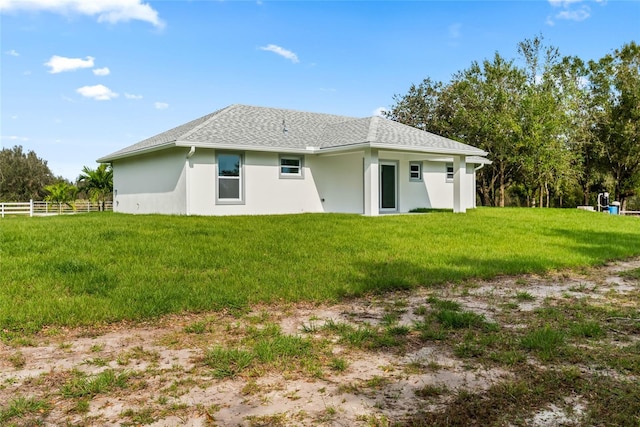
[377,152,476,212]
[186,149,215,215]
[308,152,364,214]
[186,150,324,215]
[228,151,324,215]
[421,161,475,210]
[113,148,477,216]
[113,148,187,214]
[186,149,365,215]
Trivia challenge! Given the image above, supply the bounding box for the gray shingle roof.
[98,104,487,162]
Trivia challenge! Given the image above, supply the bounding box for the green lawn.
[1,209,639,333]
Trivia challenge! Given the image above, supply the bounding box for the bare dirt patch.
[2,259,639,426]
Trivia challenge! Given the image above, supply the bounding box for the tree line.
[386,37,640,210]
[0,145,113,210]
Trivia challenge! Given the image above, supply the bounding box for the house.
[97,104,490,216]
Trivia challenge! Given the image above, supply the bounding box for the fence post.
[1,203,4,218]
[30,199,34,217]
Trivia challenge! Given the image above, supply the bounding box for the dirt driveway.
[2,259,639,426]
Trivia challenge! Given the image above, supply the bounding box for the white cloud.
[547,0,599,24]
[11,115,18,120]
[76,84,119,101]
[259,44,299,63]
[0,0,164,28]
[1,135,29,142]
[448,23,462,39]
[549,0,584,7]
[5,49,19,56]
[23,70,32,75]
[556,6,591,21]
[154,102,169,110]
[373,107,388,117]
[45,55,94,73]
[93,67,110,76]
[125,92,143,99]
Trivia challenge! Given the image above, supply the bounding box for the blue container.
[609,206,619,215]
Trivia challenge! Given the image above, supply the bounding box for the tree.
[385,78,452,135]
[516,36,578,208]
[387,54,526,207]
[44,182,78,214]
[386,38,638,209]
[447,53,526,207]
[555,56,605,206]
[0,145,56,201]
[77,164,113,211]
[589,42,640,210]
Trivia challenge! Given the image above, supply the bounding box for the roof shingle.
[98,104,487,162]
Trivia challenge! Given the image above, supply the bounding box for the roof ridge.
[229,104,360,124]
[366,116,379,142]
[177,104,236,142]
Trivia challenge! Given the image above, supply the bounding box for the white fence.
[1,200,113,218]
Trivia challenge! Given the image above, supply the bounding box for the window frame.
[216,151,245,205]
[279,155,304,179]
[446,162,454,182]
[409,161,422,182]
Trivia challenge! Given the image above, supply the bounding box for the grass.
[520,326,566,361]
[1,208,639,333]
[405,367,640,426]
[323,320,408,350]
[203,347,255,379]
[8,351,26,369]
[60,369,130,398]
[619,267,640,280]
[515,291,536,301]
[0,396,51,424]
[203,323,319,378]
[1,252,638,426]
[435,309,491,329]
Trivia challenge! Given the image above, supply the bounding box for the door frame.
[379,160,398,213]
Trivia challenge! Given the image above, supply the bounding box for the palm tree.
[78,164,113,211]
[44,182,78,214]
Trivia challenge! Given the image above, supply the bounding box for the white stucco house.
[98,104,490,216]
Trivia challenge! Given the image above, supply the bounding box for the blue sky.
[1,0,638,181]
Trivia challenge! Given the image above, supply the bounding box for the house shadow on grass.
[346,226,640,297]
[546,228,640,262]
[345,256,553,297]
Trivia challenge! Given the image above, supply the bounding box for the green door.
[380,162,397,211]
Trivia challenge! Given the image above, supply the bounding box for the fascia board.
[369,143,487,157]
[174,141,317,154]
[99,140,488,163]
[317,142,487,157]
[97,142,177,163]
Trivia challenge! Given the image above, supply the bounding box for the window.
[446,163,454,181]
[409,162,422,181]
[217,152,244,204]
[279,155,303,179]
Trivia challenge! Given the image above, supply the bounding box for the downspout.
[185,146,196,216]
[474,164,484,209]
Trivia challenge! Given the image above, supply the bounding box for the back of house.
[98,104,490,216]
